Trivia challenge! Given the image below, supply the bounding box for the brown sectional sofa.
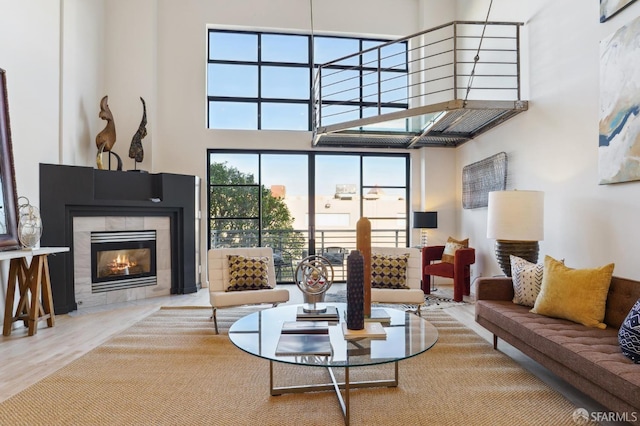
[475,276,640,422]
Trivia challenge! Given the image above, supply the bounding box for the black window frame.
[206,29,408,131]
[207,149,411,252]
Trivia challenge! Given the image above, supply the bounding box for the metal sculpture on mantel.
[95,95,122,170]
[128,97,147,172]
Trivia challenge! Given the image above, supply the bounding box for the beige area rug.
[0,307,594,426]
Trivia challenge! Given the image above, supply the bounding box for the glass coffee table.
[228,303,438,425]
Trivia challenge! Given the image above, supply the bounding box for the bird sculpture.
[95,95,118,170]
[129,97,147,165]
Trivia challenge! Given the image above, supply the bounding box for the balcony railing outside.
[211,228,408,282]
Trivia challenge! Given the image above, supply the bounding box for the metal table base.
[269,360,399,426]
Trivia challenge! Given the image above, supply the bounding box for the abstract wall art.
[599,15,640,184]
[600,0,637,22]
[462,152,507,209]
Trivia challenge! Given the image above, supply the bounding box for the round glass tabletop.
[228,303,438,368]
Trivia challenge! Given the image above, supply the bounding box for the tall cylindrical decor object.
[346,250,364,330]
[356,217,372,317]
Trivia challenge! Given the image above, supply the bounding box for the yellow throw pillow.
[530,256,614,329]
[441,237,469,263]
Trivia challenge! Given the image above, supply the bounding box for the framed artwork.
[0,69,21,249]
[599,15,640,184]
[600,0,637,22]
[462,152,507,209]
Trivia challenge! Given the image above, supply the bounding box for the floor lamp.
[487,190,544,277]
[413,211,438,290]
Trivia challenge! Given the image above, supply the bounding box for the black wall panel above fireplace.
[39,163,199,314]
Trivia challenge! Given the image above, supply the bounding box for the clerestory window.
[206,29,408,131]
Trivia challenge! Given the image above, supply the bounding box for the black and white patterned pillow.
[619,298,640,363]
[510,255,543,307]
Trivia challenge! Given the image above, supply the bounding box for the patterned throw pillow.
[510,255,543,307]
[441,237,469,263]
[619,298,640,363]
[371,253,409,289]
[226,255,271,291]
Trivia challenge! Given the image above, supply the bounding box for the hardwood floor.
[0,283,615,423]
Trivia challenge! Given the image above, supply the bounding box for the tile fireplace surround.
[73,216,171,310]
[39,163,199,314]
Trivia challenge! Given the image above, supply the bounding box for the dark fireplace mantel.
[39,163,199,314]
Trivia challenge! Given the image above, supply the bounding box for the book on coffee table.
[365,308,391,323]
[281,321,329,334]
[275,333,332,356]
[296,305,339,321]
[341,322,387,340]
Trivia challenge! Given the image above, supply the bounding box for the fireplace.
[91,231,157,293]
[39,163,200,314]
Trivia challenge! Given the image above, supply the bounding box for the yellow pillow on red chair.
[441,237,469,264]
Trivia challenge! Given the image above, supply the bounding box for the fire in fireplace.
[91,231,157,293]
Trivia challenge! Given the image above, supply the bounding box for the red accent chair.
[422,246,475,302]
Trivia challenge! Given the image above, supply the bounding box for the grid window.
[207,29,407,131]
[208,151,410,279]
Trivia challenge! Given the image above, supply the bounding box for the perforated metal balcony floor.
[312,99,528,149]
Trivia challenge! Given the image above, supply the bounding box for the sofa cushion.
[619,298,640,363]
[371,253,409,289]
[531,256,614,329]
[510,255,543,307]
[441,237,468,263]
[226,255,271,291]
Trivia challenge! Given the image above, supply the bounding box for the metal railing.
[312,20,523,133]
[211,228,408,282]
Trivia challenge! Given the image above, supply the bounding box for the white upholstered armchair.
[208,247,289,333]
[370,246,425,315]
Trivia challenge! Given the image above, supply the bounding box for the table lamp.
[413,211,438,247]
[487,190,544,277]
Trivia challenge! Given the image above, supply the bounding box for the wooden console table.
[2,247,69,336]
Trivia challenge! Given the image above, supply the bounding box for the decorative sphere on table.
[295,255,334,313]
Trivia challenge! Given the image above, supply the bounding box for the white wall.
[456,0,640,281]
[60,0,106,167]
[103,0,157,172]
[0,0,61,203]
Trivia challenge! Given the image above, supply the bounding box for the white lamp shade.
[487,190,544,241]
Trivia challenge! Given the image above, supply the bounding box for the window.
[208,150,410,282]
[207,30,408,131]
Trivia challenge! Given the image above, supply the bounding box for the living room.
[0,0,639,424]
[0,0,638,286]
